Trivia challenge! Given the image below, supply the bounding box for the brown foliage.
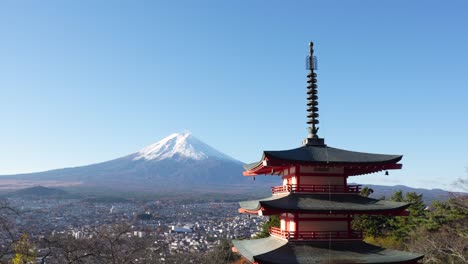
[45,223,154,264]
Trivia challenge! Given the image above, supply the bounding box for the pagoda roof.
[239,194,410,215]
[232,236,424,264]
[244,143,402,176]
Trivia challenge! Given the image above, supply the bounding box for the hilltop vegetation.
[353,186,467,263]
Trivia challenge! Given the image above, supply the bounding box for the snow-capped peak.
[133,132,236,162]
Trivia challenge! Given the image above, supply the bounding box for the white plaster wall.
[289,220,296,232]
[291,176,297,185]
[290,166,296,174]
[280,219,286,230]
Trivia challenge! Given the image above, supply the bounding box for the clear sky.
[1,0,467,191]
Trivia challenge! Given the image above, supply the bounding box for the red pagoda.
[232,42,424,264]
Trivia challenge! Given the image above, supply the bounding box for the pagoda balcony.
[269,227,363,241]
[271,184,361,195]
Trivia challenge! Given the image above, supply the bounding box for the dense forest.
[1,180,466,264]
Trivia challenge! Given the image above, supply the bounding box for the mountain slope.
[0,133,462,200]
[133,132,237,162]
[1,133,274,192]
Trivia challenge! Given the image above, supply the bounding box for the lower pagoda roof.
[239,194,410,215]
[232,236,424,264]
[244,144,402,176]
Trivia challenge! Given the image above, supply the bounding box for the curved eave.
[238,194,411,215]
[238,207,265,215]
[243,145,403,177]
[233,237,424,264]
[244,162,402,176]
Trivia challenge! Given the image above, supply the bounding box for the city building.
[232,42,424,264]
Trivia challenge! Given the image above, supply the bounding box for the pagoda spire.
[307,42,319,136]
[303,41,324,146]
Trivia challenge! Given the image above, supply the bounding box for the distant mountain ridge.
[10,186,70,197]
[0,132,274,192]
[0,132,461,201]
[360,184,454,205]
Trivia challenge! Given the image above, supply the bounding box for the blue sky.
[1,1,467,190]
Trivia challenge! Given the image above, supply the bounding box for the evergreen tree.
[255,215,280,238]
[389,191,427,241]
[360,187,374,197]
[391,190,404,202]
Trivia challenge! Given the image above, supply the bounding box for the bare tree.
[0,201,20,263]
[450,177,468,211]
[45,223,158,264]
[408,177,468,263]
[409,219,467,263]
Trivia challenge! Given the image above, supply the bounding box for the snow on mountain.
[1,131,265,192]
[132,132,238,162]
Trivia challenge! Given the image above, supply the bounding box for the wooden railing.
[269,227,362,240]
[271,184,361,194]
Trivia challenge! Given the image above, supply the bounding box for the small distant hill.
[10,186,70,198]
[358,184,455,205]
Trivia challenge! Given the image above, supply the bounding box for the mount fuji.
[1,133,275,192]
[133,132,237,162]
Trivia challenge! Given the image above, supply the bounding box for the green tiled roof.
[239,194,410,213]
[233,237,424,264]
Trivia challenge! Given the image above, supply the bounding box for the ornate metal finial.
[306,42,319,138]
